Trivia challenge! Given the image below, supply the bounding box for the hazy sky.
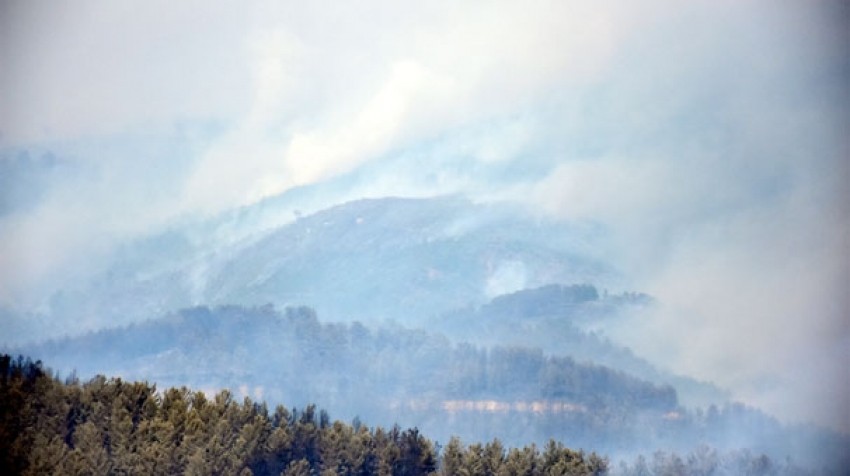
[1,1,848,431]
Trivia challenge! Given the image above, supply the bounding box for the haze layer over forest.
[1,0,848,471]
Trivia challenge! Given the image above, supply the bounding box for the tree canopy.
[0,354,610,475]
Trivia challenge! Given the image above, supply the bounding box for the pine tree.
[283,458,312,476]
[67,421,111,475]
[440,437,465,476]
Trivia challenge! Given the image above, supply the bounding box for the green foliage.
[1,353,607,475]
[437,436,607,476]
[4,352,824,475]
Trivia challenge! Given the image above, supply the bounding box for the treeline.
[0,354,608,475]
[614,447,819,476]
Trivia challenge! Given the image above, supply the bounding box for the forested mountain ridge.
[15,305,677,427]
[11,305,848,470]
[0,355,831,475]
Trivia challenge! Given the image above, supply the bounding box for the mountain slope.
[24,196,614,340]
[203,196,613,323]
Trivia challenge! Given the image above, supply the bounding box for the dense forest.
[1,354,610,475]
[12,304,684,452]
[10,304,849,472]
[1,355,822,475]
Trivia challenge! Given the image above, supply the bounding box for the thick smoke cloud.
[1,0,848,430]
[526,2,850,431]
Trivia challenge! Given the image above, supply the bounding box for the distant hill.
[17,196,614,342]
[203,196,614,323]
[434,284,729,408]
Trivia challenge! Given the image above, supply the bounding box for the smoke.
[485,260,529,299]
[0,0,631,303]
[526,1,850,431]
[2,0,847,431]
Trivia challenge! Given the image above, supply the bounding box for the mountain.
[6,195,847,470]
[202,196,613,323]
[16,196,614,342]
